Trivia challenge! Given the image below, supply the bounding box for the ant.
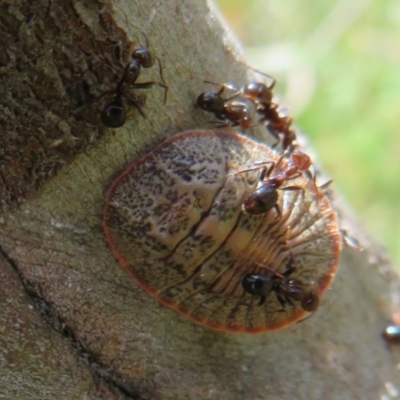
[196,81,257,131]
[101,34,168,128]
[241,259,319,312]
[242,149,312,215]
[196,71,298,150]
[240,78,297,151]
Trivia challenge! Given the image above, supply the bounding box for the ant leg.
[280,185,305,205]
[131,81,168,105]
[284,295,295,308]
[232,161,276,181]
[234,161,275,176]
[304,169,314,181]
[128,99,147,119]
[273,203,281,218]
[275,294,288,311]
[131,81,168,91]
[280,185,303,192]
[264,162,276,179]
[266,126,281,148]
[273,152,287,172]
[203,80,240,98]
[257,166,269,182]
[155,56,168,104]
[74,88,114,114]
[315,178,333,200]
[318,179,333,192]
[282,128,297,151]
[207,119,238,129]
[235,60,276,89]
[282,265,297,278]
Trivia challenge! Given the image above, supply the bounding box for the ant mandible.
[101,34,168,128]
[242,149,312,215]
[241,260,319,312]
[196,81,257,131]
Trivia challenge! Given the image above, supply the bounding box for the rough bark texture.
[1,1,399,399]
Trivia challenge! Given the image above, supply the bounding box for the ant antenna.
[236,59,276,88]
[155,56,168,104]
[140,10,168,105]
[296,311,315,324]
[142,8,156,37]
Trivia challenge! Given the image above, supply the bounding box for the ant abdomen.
[242,184,278,215]
[101,98,127,128]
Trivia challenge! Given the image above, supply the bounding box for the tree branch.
[0,1,399,399]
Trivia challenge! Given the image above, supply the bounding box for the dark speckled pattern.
[104,130,341,333]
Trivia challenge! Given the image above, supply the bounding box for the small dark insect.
[241,262,319,312]
[242,149,312,215]
[382,325,400,344]
[240,79,297,151]
[101,35,168,128]
[197,69,298,150]
[196,81,257,131]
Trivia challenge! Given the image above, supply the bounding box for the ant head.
[242,81,273,105]
[132,47,154,68]
[242,274,274,297]
[196,91,225,113]
[300,290,319,312]
[101,99,127,128]
[290,150,312,171]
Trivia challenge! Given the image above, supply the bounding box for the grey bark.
[0,1,399,399]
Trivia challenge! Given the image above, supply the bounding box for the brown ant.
[196,81,257,131]
[101,35,168,128]
[240,77,297,151]
[242,149,312,215]
[196,70,298,150]
[241,260,319,312]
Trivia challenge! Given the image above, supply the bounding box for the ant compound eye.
[103,130,342,333]
[101,100,127,128]
[196,92,225,112]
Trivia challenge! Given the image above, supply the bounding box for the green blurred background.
[216,0,400,267]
